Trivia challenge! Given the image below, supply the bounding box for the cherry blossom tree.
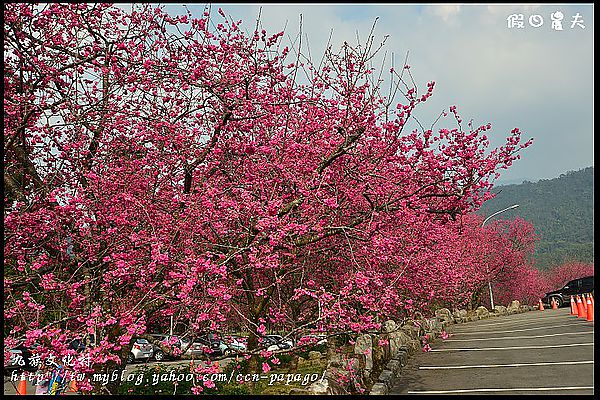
[4,3,533,393]
[475,217,542,307]
[541,262,595,293]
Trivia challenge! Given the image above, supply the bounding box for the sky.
[156,3,594,185]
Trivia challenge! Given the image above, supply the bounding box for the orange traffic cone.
[590,293,594,308]
[538,298,544,311]
[67,379,78,393]
[570,296,577,315]
[16,372,27,395]
[551,298,558,310]
[586,295,594,322]
[576,295,587,319]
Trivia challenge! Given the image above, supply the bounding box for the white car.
[263,335,294,352]
[223,335,247,354]
[127,338,153,363]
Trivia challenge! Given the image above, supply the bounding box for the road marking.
[455,318,588,333]
[431,343,594,352]
[407,386,594,394]
[445,331,593,341]
[452,314,574,329]
[419,360,594,369]
[452,323,592,335]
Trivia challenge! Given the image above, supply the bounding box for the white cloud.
[429,4,462,22]
[486,4,542,14]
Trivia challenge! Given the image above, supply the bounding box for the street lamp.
[482,204,519,310]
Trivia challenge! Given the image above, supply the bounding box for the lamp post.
[482,204,519,310]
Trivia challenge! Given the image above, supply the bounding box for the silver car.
[181,338,205,359]
[127,338,153,363]
[149,334,183,361]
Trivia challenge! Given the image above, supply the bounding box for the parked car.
[181,337,205,359]
[148,334,183,361]
[222,335,247,354]
[4,342,39,375]
[542,276,594,308]
[194,333,232,357]
[127,338,154,363]
[68,335,95,353]
[262,334,294,352]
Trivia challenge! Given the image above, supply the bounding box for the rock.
[370,382,388,395]
[476,306,489,319]
[425,317,442,339]
[394,347,409,366]
[308,351,322,360]
[327,354,343,368]
[412,311,425,321]
[297,356,307,367]
[435,308,454,324]
[407,319,426,336]
[401,322,421,340]
[507,300,521,314]
[406,339,421,354]
[354,334,373,371]
[388,331,405,355]
[382,320,397,333]
[377,369,394,390]
[307,377,330,394]
[494,305,508,315]
[452,309,468,323]
[385,359,401,378]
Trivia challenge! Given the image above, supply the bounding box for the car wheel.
[551,296,563,308]
[154,350,165,361]
[127,353,134,364]
[224,349,233,357]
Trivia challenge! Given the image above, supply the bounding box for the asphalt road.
[390,307,594,395]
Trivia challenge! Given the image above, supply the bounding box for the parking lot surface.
[390,307,594,395]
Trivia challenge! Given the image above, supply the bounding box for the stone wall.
[292,301,535,395]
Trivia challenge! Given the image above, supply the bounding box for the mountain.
[478,166,594,270]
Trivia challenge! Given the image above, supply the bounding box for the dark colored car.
[68,335,95,352]
[262,334,294,351]
[4,342,39,375]
[194,333,230,357]
[542,276,594,308]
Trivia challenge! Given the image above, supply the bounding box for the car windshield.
[137,339,149,344]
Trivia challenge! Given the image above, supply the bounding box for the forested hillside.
[479,167,594,270]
